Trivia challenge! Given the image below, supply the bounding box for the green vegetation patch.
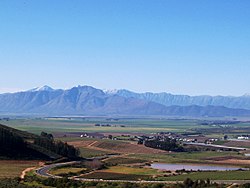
[158,170,250,181]
[81,171,149,180]
[50,167,87,176]
[101,166,161,176]
[79,147,110,158]
[129,151,241,164]
[105,157,147,165]
[4,118,202,134]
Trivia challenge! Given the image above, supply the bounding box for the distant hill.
[0,85,250,117]
[114,89,250,110]
[0,124,79,160]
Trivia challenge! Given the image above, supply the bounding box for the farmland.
[127,151,246,166]
[2,117,250,183]
[3,117,250,138]
[50,167,87,176]
[2,118,205,135]
[79,166,161,180]
[157,171,250,181]
[0,160,40,179]
[68,138,167,155]
[79,147,110,158]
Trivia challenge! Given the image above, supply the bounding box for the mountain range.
[0,85,250,117]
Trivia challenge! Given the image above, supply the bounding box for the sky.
[0,0,249,96]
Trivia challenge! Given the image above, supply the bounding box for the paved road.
[36,161,80,178]
[35,161,250,185]
[184,142,248,151]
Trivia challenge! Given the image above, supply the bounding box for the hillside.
[115,89,250,110]
[1,85,250,117]
[0,124,79,160]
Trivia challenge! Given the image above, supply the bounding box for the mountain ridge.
[0,85,250,117]
[114,89,250,110]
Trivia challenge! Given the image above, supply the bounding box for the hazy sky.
[0,0,249,96]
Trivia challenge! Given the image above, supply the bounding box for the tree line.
[144,138,184,152]
[0,125,79,159]
[34,132,80,159]
[0,126,27,157]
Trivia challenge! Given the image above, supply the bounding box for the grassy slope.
[0,123,39,139]
[0,160,39,179]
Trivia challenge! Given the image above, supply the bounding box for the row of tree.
[144,138,184,152]
[0,125,79,159]
[34,132,80,159]
[0,126,27,156]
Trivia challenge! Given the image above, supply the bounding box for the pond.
[151,163,247,171]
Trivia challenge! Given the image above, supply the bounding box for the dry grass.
[0,160,40,179]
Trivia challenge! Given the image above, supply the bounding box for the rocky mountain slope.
[0,85,250,117]
[115,90,250,110]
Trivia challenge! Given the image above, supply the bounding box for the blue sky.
[0,0,249,96]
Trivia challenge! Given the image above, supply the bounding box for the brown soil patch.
[223,141,250,148]
[69,140,97,147]
[205,156,243,161]
[68,140,167,154]
[214,159,250,165]
[204,155,250,166]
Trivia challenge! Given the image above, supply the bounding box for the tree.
[224,135,228,140]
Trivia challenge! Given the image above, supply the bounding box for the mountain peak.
[243,93,250,97]
[103,89,118,95]
[29,85,54,92]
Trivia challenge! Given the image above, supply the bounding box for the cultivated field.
[68,138,168,155]
[80,166,161,180]
[3,117,250,182]
[79,147,110,158]
[158,171,250,181]
[0,160,40,179]
[50,167,87,176]
[128,151,250,166]
[2,118,206,134]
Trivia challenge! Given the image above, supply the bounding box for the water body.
[151,163,246,171]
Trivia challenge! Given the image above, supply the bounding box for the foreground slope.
[0,124,79,160]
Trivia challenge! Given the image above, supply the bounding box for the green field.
[3,117,250,183]
[128,151,243,165]
[50,167,87,176]
[2,118,205,135]
[101,166,161,175]
[79,147,110,158]
[81,171,148,180]
[4,118,250,138]
[158,170,250,181]
[105,157,147,165]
